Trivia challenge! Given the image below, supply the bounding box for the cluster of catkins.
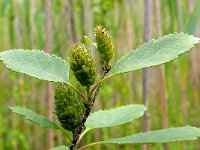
[54,25,114,133]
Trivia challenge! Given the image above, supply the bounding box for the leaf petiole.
[78,141,103,150]
[77,128,91,147]
[90,76,109,96]
[64,83,87,103]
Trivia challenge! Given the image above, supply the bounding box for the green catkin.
[54,85,85,133]
[95,25,114,66]
[70,43,97,86]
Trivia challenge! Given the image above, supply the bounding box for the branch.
[69,67,111,150]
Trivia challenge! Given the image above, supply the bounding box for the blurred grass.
[0,0,200,150]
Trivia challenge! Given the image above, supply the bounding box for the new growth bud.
[95,25,114,66]
[70,43,97,86]
[54,85,85,133]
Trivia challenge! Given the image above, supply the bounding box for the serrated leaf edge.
[102,125,200,144]
[10,106,59,129]
[0,49,69,83]
[86,104,147,129]
[108,33,200,77]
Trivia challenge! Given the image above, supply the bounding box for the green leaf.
[50,145,68,150]
[0,49,69,82]
[84,35,97,48]
[108,33,200,77]
[85,104,146,129]
[10,106,59,130]
[102,126,200,144]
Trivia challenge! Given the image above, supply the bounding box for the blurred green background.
[0,0,200,150]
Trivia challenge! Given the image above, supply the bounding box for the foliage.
[85,104,146,129]
[0,25,200,150]
[10,107,59,130]
[108,33,200,77]
[103,126,200,144]
[50,145,68,150]
[0,49,69,83]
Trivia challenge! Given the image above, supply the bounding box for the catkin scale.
[54,85,85,133]
[70,43,97,86]
[95,25,114,65]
